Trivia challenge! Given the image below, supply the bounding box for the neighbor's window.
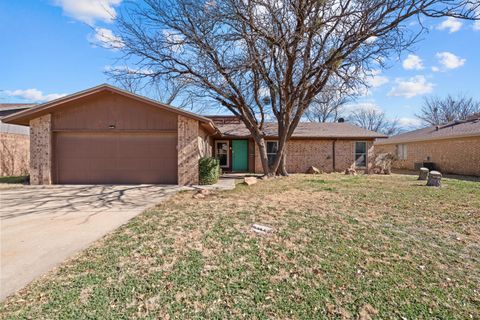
[266,141,278,167]
[397,144,407,160]
[354,141,367,168]
[215,141,229,167]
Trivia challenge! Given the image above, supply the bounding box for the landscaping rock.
[198,189,210,195]
[251,224,273,234]
[193,189,210,199]
[244,177,258,185]
[426,170,442,187]
[418,167,429,180]
[344,168,357,175]
[306,166,321,174]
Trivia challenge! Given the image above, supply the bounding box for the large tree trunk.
[277,152,288,176]
[252,135,272,177]
[269,124,289,176]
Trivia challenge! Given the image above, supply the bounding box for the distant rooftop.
[0,103,37,110]
[0,104,37,120]
[377,113,480,144]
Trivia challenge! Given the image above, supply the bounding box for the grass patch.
[1,174,479,319]
[0,176,29,184]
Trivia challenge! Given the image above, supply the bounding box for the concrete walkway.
[0,185,185,301]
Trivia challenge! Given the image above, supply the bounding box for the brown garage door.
[54,132,177,184]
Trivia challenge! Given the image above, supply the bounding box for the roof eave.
[375,132,480,145]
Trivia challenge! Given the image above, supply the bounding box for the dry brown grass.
[1,173,479,319]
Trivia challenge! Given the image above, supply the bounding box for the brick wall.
[0,133,29,177]
[29,114,52,185]
[254,139,375,173]
[178,115,200,185]
[198,126,213,158]
[375,136,480,176]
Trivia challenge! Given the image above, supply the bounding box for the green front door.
[232,140,248,172]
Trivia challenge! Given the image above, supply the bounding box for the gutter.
[375,132,480,145]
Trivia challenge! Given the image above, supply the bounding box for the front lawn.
[1,174,479,319]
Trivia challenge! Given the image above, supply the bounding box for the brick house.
[211,117,384,174]
[375,114,480,176]
[2,84,385,185]
[0,104,35,177]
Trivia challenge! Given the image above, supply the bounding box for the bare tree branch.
[348,109,404,136]
[111,0,479,176]
[416,94,480,125]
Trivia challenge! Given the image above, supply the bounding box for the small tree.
[112,0,478,176]
[416,94,480,125]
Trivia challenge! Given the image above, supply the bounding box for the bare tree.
[305,86,349,122]
[106,66,191,107]
[416,94,480,126]
[112,0,478,176]
[348,109,403,136]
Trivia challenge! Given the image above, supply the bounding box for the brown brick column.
[29,114,52,185]
[177,115,199,185]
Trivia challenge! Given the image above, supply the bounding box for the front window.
[397,144,407,160]
[355,142,367,168]
[215,141,229,168]
[266,141,278,167]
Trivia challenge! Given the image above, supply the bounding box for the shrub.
[199,157,220,185]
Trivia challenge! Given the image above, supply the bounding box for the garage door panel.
[54,132,177,184]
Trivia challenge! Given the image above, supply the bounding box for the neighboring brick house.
[0,104,35,176]
[375,114,480,176]
[2,84,385,185]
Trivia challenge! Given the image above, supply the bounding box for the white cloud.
[53,0,121,24]
[104,65,154,75]
[163,30,185,52]
[89,27,124,49]
[436,17,463,33]
[5,89,67,102]
[436,51,465,69]
[431,66,440,72]
[474,20,480,31]
[398,117,422,128]
[367,70,389,88]
[388,75,434,98]
[343,102,382,114]
[402,54,423,70]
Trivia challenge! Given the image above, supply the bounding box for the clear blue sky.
[1,0,479,129]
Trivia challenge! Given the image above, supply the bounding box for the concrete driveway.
[0,184,182,301]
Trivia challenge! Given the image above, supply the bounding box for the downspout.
[332,139,336,172]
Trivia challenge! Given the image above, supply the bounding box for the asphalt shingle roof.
[376,114,480,144]
[215,121,386,139]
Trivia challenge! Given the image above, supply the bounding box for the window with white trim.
[397,144,407,160]
[354,141,367,167]
[266,141,278,167]
[215,141,229,167]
